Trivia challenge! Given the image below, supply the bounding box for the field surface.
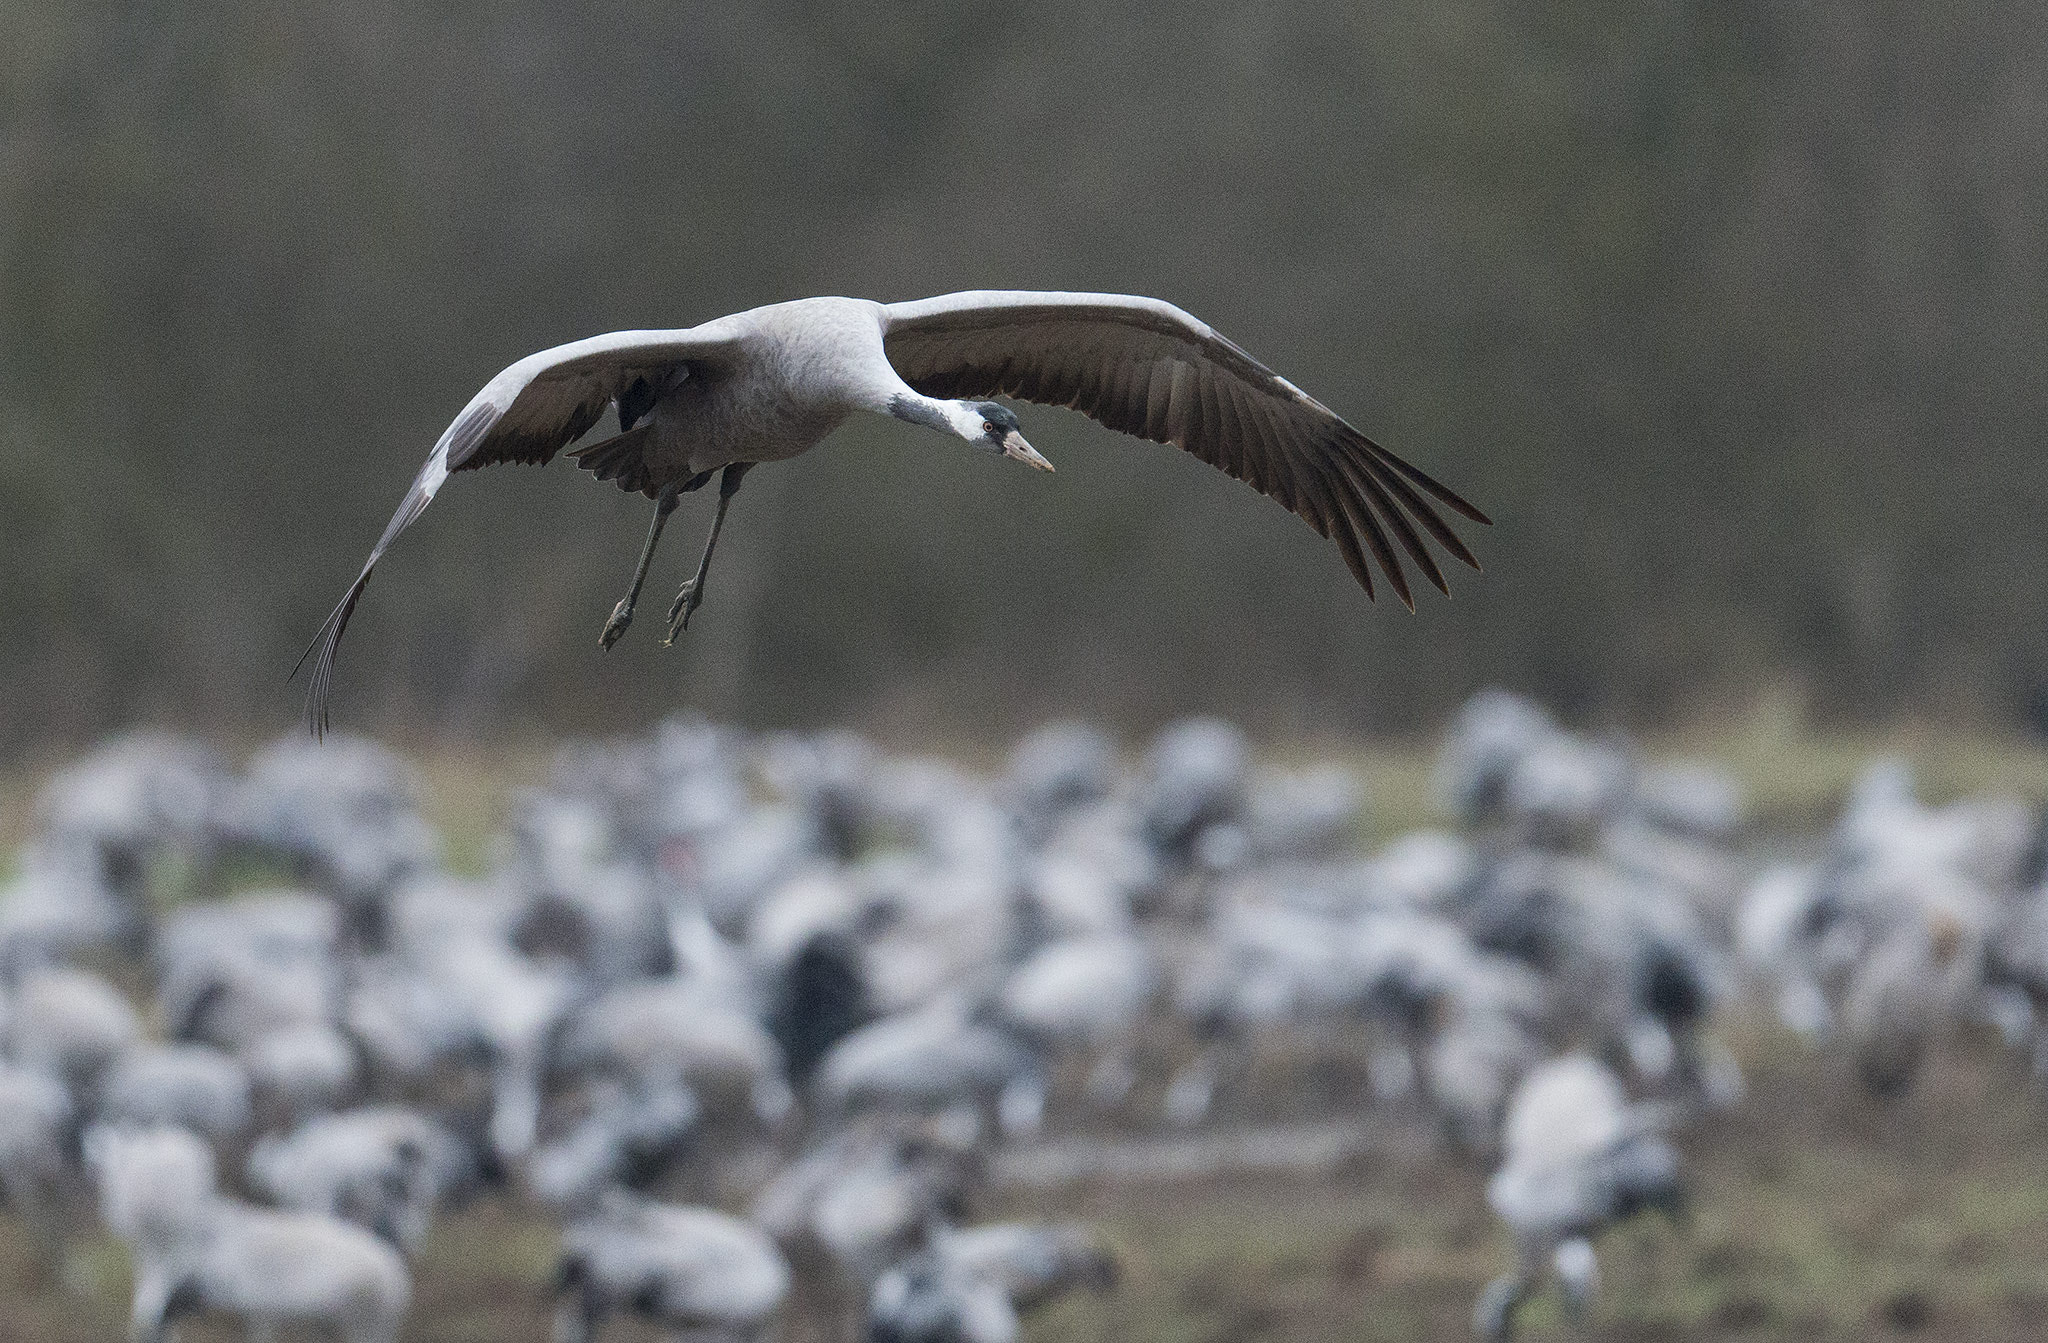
[6,1021,2048,1342]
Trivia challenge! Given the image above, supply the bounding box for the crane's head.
[970,402,1054,471]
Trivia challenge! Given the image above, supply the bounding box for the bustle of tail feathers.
[568,423,657,497]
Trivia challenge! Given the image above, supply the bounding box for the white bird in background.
[300,292,1490,733]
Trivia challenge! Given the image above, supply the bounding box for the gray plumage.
[9,967,142,1093]
[246,1105,471,1255]
[867,1221,1117,1343]
[302,292,1488,733]
[554,1194,790,1343]
[1475,1056,1683,1340]
[98,1045,252,1146]
[87,1125,411,1343]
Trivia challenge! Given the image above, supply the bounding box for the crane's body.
[590,299,884,479]
[299,290,1491,734]
[451,298,999,489]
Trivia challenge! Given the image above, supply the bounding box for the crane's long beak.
[1002,430,1054,472]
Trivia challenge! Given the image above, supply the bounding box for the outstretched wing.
[296,324,746,736]
[883,290,1488,606]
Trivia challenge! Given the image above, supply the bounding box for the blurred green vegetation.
[5,2,2047,749]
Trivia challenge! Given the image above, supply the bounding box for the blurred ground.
[6,1014,2048,1343]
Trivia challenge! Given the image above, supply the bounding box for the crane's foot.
[599,599,635,650]
[660,580,703,646]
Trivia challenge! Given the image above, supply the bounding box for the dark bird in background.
[298,291,1491,734]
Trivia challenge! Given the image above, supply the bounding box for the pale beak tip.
[1004,431,1055,472]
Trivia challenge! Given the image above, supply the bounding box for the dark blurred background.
[6,1,2045,751]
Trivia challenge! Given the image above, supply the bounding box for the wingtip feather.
[1340,452,1451,598]
[1370,444,1491,526]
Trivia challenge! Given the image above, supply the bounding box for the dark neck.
[888,393,959,435]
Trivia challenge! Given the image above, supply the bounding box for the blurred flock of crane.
[0,693,2042,1341]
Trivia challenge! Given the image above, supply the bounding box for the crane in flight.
[299,291,1490,734]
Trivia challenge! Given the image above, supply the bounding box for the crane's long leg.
[599,482,682,650]
[663,463,752,644]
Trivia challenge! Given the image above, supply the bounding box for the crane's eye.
[982,421,997,435]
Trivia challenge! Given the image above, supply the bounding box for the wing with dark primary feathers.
[294,324,746,737]
[882,291,1489,605]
